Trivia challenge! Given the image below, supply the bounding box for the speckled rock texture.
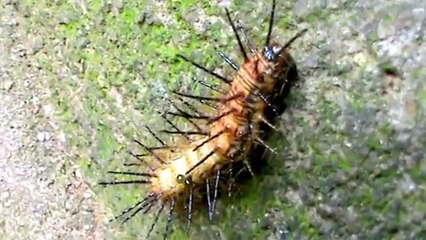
[0,0,424,239]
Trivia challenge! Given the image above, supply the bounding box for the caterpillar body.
[99,0,306,239]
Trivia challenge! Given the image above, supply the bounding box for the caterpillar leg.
[255,137,277,155]
[258,115,279,131]
[163,200,176,240]
[236,21,257,54]
[243,159,255,177]
[147,202,166,239]
[204,169,222,221]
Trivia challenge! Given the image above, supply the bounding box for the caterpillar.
[99,0,306,239]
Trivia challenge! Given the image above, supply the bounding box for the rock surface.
[0,0,424,239]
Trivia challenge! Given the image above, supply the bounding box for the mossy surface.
[13,0,426,239]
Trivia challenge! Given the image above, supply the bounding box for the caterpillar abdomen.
[99,0,306,239]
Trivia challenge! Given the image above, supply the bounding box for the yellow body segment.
[149,48,295,202]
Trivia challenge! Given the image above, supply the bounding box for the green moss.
[303,9,329,23]
[18,0,425,239]
[27,0,234,238]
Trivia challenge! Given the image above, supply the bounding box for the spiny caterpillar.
[100,0,306,239]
